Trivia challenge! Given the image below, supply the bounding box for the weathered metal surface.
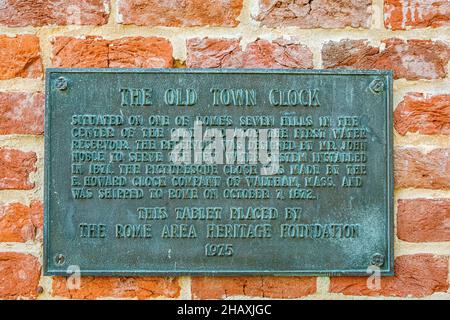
[44,69,394,276]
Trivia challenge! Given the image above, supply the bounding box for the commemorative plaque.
[45,69,393,276]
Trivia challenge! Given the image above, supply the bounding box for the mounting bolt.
[370,253,385,267]
[54,253,65,266]
[369,79,384,94]
[55,77,68,91]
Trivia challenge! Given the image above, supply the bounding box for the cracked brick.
[186,37,313,69]
[51,36,173,68]
[255,0,371,28]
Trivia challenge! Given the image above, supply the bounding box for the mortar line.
[316,277,330,295]
[395,189,450,200]
[395,239,450,256]
[179,276,192,300]
[371,0,386,31]
[0,242,41,256]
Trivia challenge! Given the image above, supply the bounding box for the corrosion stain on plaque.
[44,69,393,276]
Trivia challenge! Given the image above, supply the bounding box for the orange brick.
[187,37,313,69]
[322,39,450,80]
[394,148,450,189]
[192,276,316,299]
[0,253,41,299]
[0,0,109,27]
[394,93,450,136]
[0,92,44,135]
[385,0,450,30]
[118,0,242,27]
[0,35,42,80]
[52,36,173,68]
[255,0,371,28]
[52,276,180,299]
[0,149,37,190]
[397,199,450,242]
[0,201,43,242]
[330,254,448,297]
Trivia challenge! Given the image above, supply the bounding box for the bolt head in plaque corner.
[369,78,385,94]
[370,253,385,267]
[54,76,69,91]
[54,253,66,266]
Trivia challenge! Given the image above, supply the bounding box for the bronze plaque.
[45,69,393,276]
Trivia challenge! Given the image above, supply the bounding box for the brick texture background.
[0,0,448,300]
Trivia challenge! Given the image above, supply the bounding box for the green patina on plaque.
[44,69,394,276]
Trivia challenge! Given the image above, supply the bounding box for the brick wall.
[0,0,448,300]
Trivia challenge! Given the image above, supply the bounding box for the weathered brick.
[322,39,450,80]
[0,149,37,190]
[118,0,242,27]
[52,276,180,299]
[0,92,44,135]
[0,0,109,27]
[191,277,316,299]
[52,36,173,68]
[109,37,173,68]
[187,38,240,68]
[0,35,42,80]
[255,0,371,28]
[397,199,450,242]
[330,254,448,297]
[322,39,379,69]
[52,36,109,68]
[394,148,450,189]
[385,0,450,30]
[394,93,450,136]
[186,38,313,69]
[0,201,43,242]
[0,253,41,299]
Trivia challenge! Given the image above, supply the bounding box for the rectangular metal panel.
[44,69,394,276]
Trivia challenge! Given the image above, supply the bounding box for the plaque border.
[44,68,394,276]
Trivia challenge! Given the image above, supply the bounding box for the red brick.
[330,254,448,297]
[187,38,313,69]
[322,39,379,69]
[0,149,37,190]
[187,38,240,68]
[118,0,242,27]
[394,93,450,136]
[109,37,173,68]
[255,0,371,28]
[394,148,450,189]
[52,36,109,68]
[385,0,450,30]
[0,0,109,27]
[0,92,44,135]
[0,253,41,299]
[52,36,173,68]
[191,277,316,299]
[52,276,180,299]
[0,35,42,80]
[0,201,43,242]
[397,199,450,242]
[322,39,450,80]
